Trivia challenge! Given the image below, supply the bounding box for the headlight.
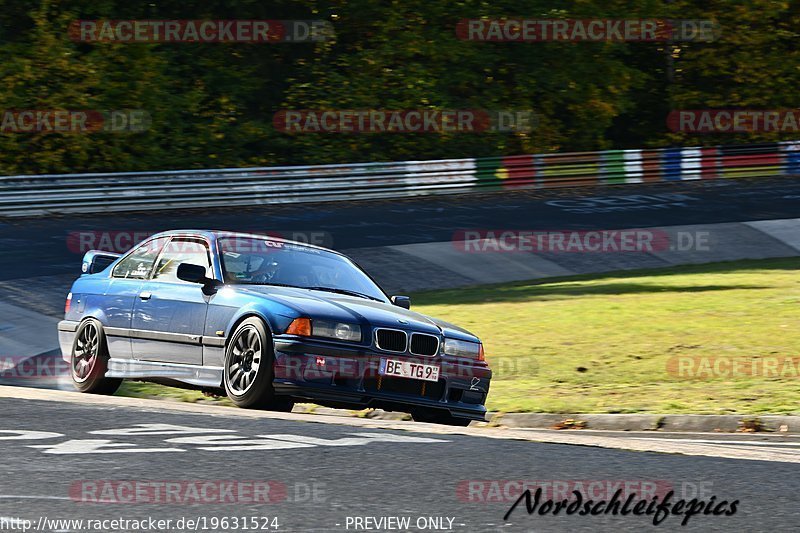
[312,320,362,342]
[444,338,484,360]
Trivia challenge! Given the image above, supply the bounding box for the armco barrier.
[0,141,798,216]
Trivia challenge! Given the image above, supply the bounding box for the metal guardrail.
[1,141,798,216]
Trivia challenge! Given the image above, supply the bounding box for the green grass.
[119,258,800,415]
[413,258,800,415]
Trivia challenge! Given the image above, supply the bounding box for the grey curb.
[294,406,800,433]
[491,413,800,433]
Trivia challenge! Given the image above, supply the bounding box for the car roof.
[148,229,338,255]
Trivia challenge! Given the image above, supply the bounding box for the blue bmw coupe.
[58,230,491,425]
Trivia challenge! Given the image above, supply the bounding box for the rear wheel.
[70,319,122,395]
[411,409,473,426]
[223,317,294,411]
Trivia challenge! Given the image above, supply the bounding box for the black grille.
[364,377,445,401]
[410,333,439,356]
[375,329,407,352]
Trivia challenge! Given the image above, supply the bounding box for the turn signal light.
[286,317,312,336]
[478,343,485,362]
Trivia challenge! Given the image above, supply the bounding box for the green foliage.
[0,0,796,173]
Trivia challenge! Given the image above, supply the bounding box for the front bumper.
[273,336,492,421]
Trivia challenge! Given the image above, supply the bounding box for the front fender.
[224,303,297,340]
[200,305,297,370]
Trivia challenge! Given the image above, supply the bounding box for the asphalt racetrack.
[0,388,798,533]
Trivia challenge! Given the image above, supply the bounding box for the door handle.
[139,291,152,301]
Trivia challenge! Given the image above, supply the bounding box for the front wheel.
[223,317,293,411]
[70,319,122,395]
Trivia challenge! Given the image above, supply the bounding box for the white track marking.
[0,430,63,440]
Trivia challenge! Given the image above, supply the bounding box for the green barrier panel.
[474,157,505,190]
[601,150,626,184]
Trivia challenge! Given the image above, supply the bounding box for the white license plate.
[379,358,440,382]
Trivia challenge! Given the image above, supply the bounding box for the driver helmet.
[259,258,280,281]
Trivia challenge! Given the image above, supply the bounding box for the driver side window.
[152,238,212,282]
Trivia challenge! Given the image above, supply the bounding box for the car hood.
[234,285,479,342]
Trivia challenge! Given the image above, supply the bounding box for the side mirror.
[178,263,223,295]
[177,263,207,284]
[391,295,411,309]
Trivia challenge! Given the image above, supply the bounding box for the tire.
[411,409,473,427]
[223,317,294,411]
[70,319,122,395]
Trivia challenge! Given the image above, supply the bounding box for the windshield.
[218,237,387,302]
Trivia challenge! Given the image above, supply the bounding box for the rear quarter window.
[112,237,169,279]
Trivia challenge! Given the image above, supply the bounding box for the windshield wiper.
[303,286,383,302]
[238,281,297,287]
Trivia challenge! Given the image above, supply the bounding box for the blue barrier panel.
[662,148,684,181]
